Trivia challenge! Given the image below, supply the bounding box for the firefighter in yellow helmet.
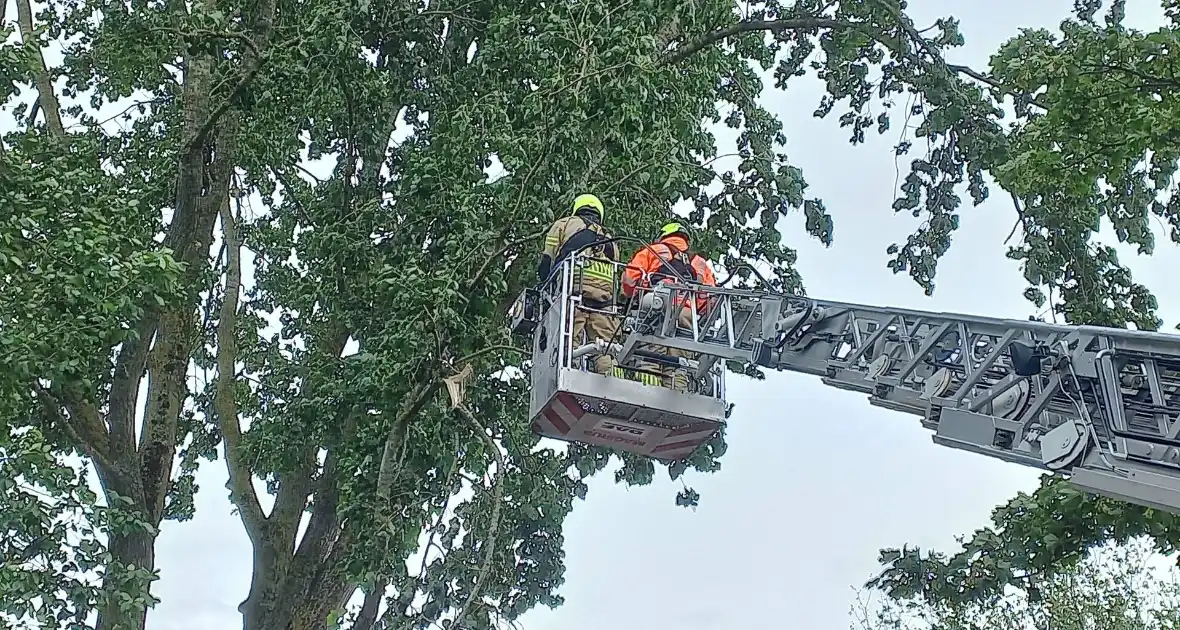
[538,194,621,376]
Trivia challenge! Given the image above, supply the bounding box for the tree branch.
[663,17,853,65]
[14,0,64,136]
[180,0,276,159]
[266,331,351,556]
[108,319,156,455]
[274,466,344,624]
[455,345,526,365]
[463,230,545,298]
[33,384,119,477]
[376,380,440,503]
[664,14,1049,111]
[450,404,504,630]
[181,56,267,159]
[353,578,389,630]
[946,62,1047,110]
[216,193,267,532]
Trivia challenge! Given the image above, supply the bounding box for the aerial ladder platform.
[508,258,1180,514]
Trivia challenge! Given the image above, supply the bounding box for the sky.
[5,0,1178,629]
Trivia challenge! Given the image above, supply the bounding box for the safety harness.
[550,212,617,309]
[554,212,616,286]
[655,242,698,283]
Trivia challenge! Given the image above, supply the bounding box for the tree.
[0,0,1068,628]
[856,538,1180,630]
[870,0,1180,611]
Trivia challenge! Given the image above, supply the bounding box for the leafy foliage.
[0,427,158,630]
[4,0,1150,628]
[859,538,1180,630]
[869,0,1180,611]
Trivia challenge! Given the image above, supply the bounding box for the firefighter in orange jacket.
[621,222,717,390]
[538,194,621,376]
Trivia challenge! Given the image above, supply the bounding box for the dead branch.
[216,191,266,531]
[15,0,64,136]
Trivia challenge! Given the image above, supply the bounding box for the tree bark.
[92,465,155,630]
[14,0,64,135]
[95,530,157,630]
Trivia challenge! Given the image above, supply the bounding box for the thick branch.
[14,0,64,136]
[216,194,267,532]
[264,453,347,630]
[268,331,351,556]
[375,381,439,503]
[138,333,194,523]
[33,384,119,477]
[353,579,389,630]
[181,0,276,159]
[138,123,240,525]
[108,320,156,455]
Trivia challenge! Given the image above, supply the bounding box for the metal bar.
[948,328,1019,404]
[888,321,953,385]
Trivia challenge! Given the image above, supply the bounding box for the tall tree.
[0,0,1073,629]
[870,0,1180,611]
[857,538,1180,630]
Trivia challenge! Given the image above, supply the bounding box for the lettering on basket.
[584,430,646,448]
[598,421,646,436]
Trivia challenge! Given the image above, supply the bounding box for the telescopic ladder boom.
[632,282,1180,514]
[514,258,1180,514]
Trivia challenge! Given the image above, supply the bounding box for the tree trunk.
[240,544,353,630]
[95,529,158,630]
[240,535,289,630]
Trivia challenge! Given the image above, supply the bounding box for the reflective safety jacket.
[621,235,717,311]
[538,210,618,304]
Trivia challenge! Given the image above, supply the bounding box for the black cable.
[717,260,773,288]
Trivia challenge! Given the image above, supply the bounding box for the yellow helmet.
[659,222,689,241]
[572,193,605,219]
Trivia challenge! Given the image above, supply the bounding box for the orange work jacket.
[622,235,717,312]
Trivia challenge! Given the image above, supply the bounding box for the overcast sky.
[148,2,1176,629]
[6,0,1176,628]
[161,1,1176,629]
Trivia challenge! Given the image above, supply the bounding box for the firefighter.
[621,222,717,391]
[538,193,621,376]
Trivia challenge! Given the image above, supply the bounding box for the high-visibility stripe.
[584,261,614,282]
